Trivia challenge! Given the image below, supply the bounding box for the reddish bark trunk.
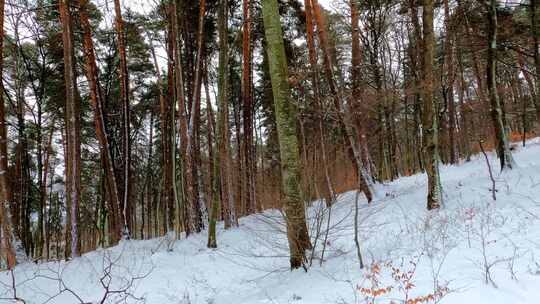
[0,0,17,268]
[113,0,131,238]
[80,0,122,244]
[59,0,81,257]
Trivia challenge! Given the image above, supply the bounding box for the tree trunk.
[171,0,196,235]
[206,70,219,248]
[0,0,17,268]
[304,0,335,206]
[217,0,237,229]
[486,0,515,170]
[262,0,312,269]
[311,0,374,202]
[531,0,540,125]
[113,0,131,238]
[189,0,207,232]
[422,0,443,210]
[242,0,257,214]
[80,0,123,244]
[443,0,457,164]
[160,13,175,234]
[350,0,374,179]
[59,0,81,257]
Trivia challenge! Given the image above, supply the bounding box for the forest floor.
[2,139,540,303]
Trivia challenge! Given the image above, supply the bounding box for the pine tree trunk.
[350,0,374,179]
[189,0,207,232]
[80,0,123,244]
[242,0,257,214]
[304,0,334,203]
[262,0,312,269]
[206,70,219,248]
[217,0,237,229]
[59,0,81,257]
[161,16,175,233]
[0,0,17,268]
[12,17,31,257]
[40,121,55,259]
[486,0,515,170]
[113,0,131,238]
[311,0,374,202]
[171,0,196,235]
[422,0,443,210]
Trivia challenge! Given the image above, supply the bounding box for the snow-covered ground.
[2,139,540,304]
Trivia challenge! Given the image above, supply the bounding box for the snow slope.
[2,139,540,304]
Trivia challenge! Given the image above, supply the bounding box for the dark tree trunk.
[59,0,82,257]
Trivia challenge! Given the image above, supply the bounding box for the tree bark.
[262,0,312,269]
[443,0,457,164]
[80,0,123,244]
[189,0,207,232]
[311,0,374,202]
[486,0,515,170]
[59,0,81,257]
[0,0,17,268]
[304,0,335,207]
[206,70,219,248]
[113,0,131,238]
[171,0,196,235]
[242,0,257,214]
[217,0,237,229]
[422,0,443,210]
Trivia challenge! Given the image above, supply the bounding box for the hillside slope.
[2,139,540,304]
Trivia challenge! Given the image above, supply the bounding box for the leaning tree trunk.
[304,0,334,204]
[59,0,81,257]
[486,0,515,170]
[0,0,18,269]
[422,0,443,210]
[311,0,374,202]
[113,0,131,238]
[262,0,312,269]
[80,0,122,244]
[350,0,374,179]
